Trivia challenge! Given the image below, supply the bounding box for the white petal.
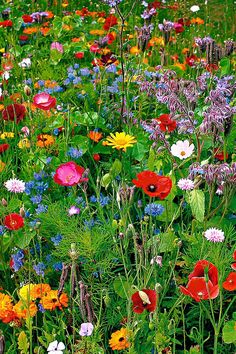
[57,342,66,350]
[47,341,58,351]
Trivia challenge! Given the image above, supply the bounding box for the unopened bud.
[1,198,7,206]
[155,283,162,293]
[19,207,25,217]
[24,85,31,96]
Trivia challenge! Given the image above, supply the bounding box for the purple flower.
[79,323,94,336]
[68,206,80,216]
[33,262,46,276]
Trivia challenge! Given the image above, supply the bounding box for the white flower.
[204,228,225,243]
[171,140,194,160]
[4,178,25,193]
[47,340,65,354]
[190,5,200,12]
[177,178,195,191]
[1,71,10,80]
[19,58,31,68]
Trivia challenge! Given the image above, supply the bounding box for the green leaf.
[18,331,29,354]
[100,173,112,189]
[187,189,205,222]
[14,231,36,249]
[158,231,177,253]
[113,276,131,299]
[14,17,23,31]
[110,159,122,177]
[132,142,147,161]
[222,320,236,343]
[147,148,156,171]
[50,49,63,64]
[156,200,180,222]
[220,57,231,76]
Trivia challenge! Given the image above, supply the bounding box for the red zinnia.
[156,114,177,132]
[4,213,24,230]
[132,171,172,199]
[103,15,118,31]
[75,52,84,59]
[179,260,219,302]
[0,143,9,154]
[223,272,236,291]
[131,289,157,314]
[2,103,26,124]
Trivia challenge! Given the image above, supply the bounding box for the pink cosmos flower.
[33,92,56,111]
[53,161,88,187]
[50,41,64,53]
[171,140,194,160]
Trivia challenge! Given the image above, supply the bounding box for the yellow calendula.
[0,132,14,139]
[18,138,31,149]
[104,132,137,152]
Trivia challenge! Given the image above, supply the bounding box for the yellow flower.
[19,284,36,301]
[109,328,130,351]
[105,132,137,152]
[89,29,105,36]
[130,46,141,55]
[0,161,5,172]
[18,138,31,149]
[0,132,14,139]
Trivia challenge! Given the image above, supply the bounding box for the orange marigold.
[88,131,103,142]
[36,134,55,148]
[0,293,14,321]
[40,290,68,311]
[13,300,37,319]
[30,284,51,299]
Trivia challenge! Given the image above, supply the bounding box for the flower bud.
[1,198,7,206]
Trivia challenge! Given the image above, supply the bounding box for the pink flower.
[68,206,80,216]
[21,126,30,136]
[33,92,56,111]
[204,228,225,243]
[50,41,64,53]
[4,178,25,193]
[177,178,194,190]
[53,161,88,186]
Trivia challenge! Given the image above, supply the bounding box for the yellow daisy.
[104,132,137,152]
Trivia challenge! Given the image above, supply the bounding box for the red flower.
[103,15,118,31]
[132,171,172,199]
[75,52,84,59]
[53,161,88,187]
[0,20,13,27]
[2,103,26,124]
[22,15,33,23]
[33,92,56,111]
[93,154,101,161]
[0,143,9,154]
[90,43,100,53]
[4,213,24,230]
[174,23,184,33]
[214,148,228,161]
[132,289,157,314]
[223,272,236,291]
[185,55,198,67]
[19,35,29,41]
[232,250,236,271]
[179,260,219,302]
[206,64,219,73]
[156,114,177,132]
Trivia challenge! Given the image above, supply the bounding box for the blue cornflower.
[72,77,82,85]
[90,195,97,203]
[30,195,42,205]
[53,86,64,93]
[34,171,47,181]
[35,204,48,214]
[0,226,5,235]
[11,250,24,271]
[67,147,83,159]
[33,262,46,276]
[35,181,49,193]
[46,254,52,262]
[74,63,80,69]
[38,303,46,313]
[64,78,71,85]
[51,234,63,246]
[46,157,52,164]
[53,262,63,271]
[99,194,110,207]
[80,68,90,76]
[29,219,40,228]
[25,180,35,195]
[37,80,45,87]
[84,218,95,229]
[144,203,164,217]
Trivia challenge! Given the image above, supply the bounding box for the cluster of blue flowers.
[144,203,165,217]
[90,193,110,207]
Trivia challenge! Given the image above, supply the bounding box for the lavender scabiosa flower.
[177,178,195,191]
[204,228,225,243]
[4,178,25,193]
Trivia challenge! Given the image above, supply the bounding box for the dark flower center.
[119,337,124,342]
[148,184,157,192]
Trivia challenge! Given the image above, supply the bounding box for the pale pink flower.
[204,228,225,243]
[150,256,162,267]
[171,140,194,160]
[4,178,25,193]
[21,126,30,136]
[177,178,195,191]
[68,206,80,216]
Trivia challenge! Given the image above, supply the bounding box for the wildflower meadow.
[0,0,235,353]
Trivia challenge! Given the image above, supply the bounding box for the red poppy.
[22,15,33,23]
[103,15,118,31]
[75,52,84,59]
[0,143,9,154]
[107,33,116,45]
[0,20,13,27]
[156,114,177,132]
[19,35,29,41]
[174,23,184,33]
[223,272,236,291]
[2,103,26,124]
[132,171,172,199]
[131,289,157,314]
[179,260,219,302]
[231,250,236,270]
[4,213,24,230]
[33,92,56,111]
[214,148,228,161]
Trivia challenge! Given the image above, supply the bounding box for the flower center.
[119,337,124,342]
[197,292,203,296]
[180,151,186,156]
[148,184,157,192]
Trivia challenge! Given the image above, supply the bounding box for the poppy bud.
[1,198,7,206]
[19,206,25,217]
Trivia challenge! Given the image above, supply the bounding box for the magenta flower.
[53,161,88,187]
[50,41,64,53]
[33,92,56,111]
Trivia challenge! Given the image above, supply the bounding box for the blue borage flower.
[51,234,63,246]
[144,203,164,217]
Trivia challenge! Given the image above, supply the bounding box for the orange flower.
[130,46,141,55]
[13,300,37,319]
[71,37,81,42]
[30,284,51,299]
[36,134,55,148]
[0,293,13,319]
[182,48,190,55]
[40,290,68,310]
[90,29,105,36]
[191,17,204,25]
[62,24,73,31]
[23,27,38,35]
[88,131,103,142]
[45,11,54,19]
[40,27,51,36]
[174,62,186,71]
